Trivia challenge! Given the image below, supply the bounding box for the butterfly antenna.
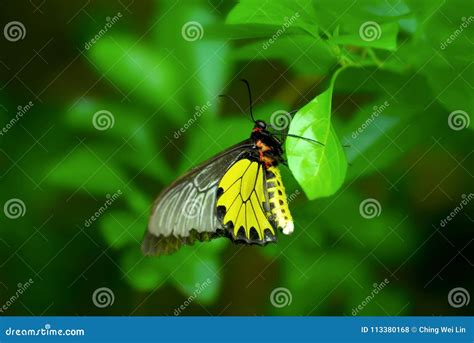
[240,79,256,123]
[285,133,325,147]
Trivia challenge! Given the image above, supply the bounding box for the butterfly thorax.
[251,126,284,168]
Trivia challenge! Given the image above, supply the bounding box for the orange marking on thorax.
[256,140,271,152]
[256,140,273,167]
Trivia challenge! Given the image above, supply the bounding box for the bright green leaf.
[287,78,348,199]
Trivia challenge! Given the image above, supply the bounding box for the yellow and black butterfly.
[142,81,322,256]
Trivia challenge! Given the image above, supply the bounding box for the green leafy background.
[0,0,472,316]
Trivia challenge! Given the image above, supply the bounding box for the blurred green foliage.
[0,0,472,316]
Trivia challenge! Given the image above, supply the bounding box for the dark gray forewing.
[142,140,253,255]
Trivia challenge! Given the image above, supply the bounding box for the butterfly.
[141,80,322,256]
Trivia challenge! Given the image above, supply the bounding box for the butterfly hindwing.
[216,158,276,244]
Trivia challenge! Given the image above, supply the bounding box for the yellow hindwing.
[217,159,274,240]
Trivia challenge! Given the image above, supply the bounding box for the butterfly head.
[254,119,267,130]
[252,119,280,142]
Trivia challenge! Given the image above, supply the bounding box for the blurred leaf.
[313,0,408,33]
[88,35,183,123]
[408,0,474,117]
[66,97,174,183]
[170,253,221,304]
[100,210,147,249]
[287,79,348,199]
[206,23,303,40]
[235,35,337,75]
[329,22,399,50]
[121,239,227,304]
[151,2,229,117]
[122,248,167,291]
[46,147,126,194]
[337,69,449,180]
[226,0,318,37]
[318,191,416,261]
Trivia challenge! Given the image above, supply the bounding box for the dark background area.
[0,0,472,316]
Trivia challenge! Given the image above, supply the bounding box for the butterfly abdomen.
[266,167,294,235]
